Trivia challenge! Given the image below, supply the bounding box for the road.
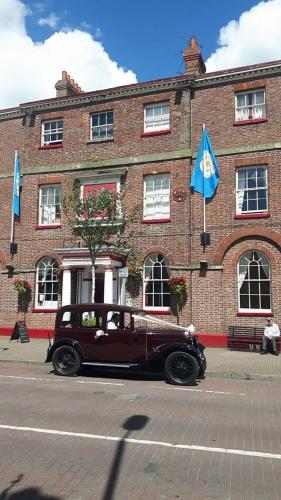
[0,362,280,500]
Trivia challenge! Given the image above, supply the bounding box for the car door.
[92,311,146,363]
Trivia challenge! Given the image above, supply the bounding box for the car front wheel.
[52,345,81,376]
[164,351,199,385]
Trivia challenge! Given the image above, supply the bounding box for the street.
[0,362,281,500]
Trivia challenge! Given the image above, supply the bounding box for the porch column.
[62,268,72,306]
[104,266,114,304]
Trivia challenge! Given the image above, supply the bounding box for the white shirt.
[264,323,280,338]
[107,321,117,330]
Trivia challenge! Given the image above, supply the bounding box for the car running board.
[82,362,140,369]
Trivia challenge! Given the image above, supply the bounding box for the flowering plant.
[13,279,31,295]
[168,275,187,295]
[128,267,142,283]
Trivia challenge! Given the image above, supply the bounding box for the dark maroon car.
[46,303,207,385]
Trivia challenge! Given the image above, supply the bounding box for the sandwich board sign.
[10,321,30,343]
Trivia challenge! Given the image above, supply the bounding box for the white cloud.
[38,13,60,29]
[206,0,281,72]
[0,0,137,109]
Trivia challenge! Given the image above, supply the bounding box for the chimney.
[55,71,84,98]
[183,37,206,76]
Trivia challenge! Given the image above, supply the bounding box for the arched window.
[36,257,59,308]
[238,251,271,312]
[143,253,170,309]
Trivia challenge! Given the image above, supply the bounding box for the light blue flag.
[13,150,22,216]
[190,127,219,199]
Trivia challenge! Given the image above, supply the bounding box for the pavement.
[0,335,280,381]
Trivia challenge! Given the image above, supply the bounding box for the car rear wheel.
[52,345,81,376]
[164,351,199,385]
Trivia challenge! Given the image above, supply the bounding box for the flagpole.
[10,150,17,254]
[202,123,206,234]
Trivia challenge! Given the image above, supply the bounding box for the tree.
[63,184,140,303]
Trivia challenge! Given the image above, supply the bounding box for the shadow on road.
[0,474,60,500]
[101,415,149,500]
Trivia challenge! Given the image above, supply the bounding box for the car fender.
[151,342,200,363]
[45,338,85,363]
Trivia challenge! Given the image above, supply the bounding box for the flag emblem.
[200,150,216,178]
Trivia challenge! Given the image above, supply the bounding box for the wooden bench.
[227,326,280,352]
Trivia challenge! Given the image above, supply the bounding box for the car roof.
[58,303,141,314]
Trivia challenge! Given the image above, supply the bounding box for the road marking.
[151,386,247,396]
[0,375,64,383]
[0,424,279,460]
[76,381,124,386]
[0,374,124,386]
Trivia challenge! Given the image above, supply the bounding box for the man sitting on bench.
[261,317,280,355]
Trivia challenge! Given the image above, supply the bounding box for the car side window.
[107,311,122,330]
[61,311,76,328]
[80,311,101,328]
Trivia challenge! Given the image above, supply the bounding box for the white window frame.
[36,257,59,309]
[236,166,268,214]
[91,111,113,141]
[144,102,170,132]
[143,253,171,310]
[143,173,170,220]
[237,251,271,313]
[235,89,266,122]
[41,119,63,145]
[39,184,61,225]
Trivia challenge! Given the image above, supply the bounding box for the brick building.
[0,38,281,344]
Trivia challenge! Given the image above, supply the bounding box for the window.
[143,174,170,220]
[235,89,266,122]
[236,166,268,214]
[39,185,61,225]
[36,257,59,308]
[91,111,113,141]
[80,311,101,328]
[238,251,271,312]
[42,120,63,145]
[144,103,170,132]
[143,253,170,309]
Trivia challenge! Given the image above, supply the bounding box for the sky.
[1,0,281,109]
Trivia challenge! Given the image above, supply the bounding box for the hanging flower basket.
[168,275,187,296]
[13,279,31,295]
[128,267,142,284]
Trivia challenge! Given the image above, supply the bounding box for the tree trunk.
[91,264,96,303]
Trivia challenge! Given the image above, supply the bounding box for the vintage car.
[46,303,207,385]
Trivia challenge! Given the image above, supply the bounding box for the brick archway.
[213,227,281,265]
[32,252,62,268]
[140,246,176,266]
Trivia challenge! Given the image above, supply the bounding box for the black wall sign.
[10,321,30,343]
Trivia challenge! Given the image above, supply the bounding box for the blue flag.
[190,127,219,199]
[13,150,22,216]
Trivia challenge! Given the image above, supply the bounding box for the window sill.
[87,138,114,144]
[144,309,172,315]
[143,218,171,224]
[140,129,171,137]
[35,224,62,230]
[237,311,272,317]
[233,118,268,126]
[234,213,270,220]
[38,143,63,150]
[32,308,58,313]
